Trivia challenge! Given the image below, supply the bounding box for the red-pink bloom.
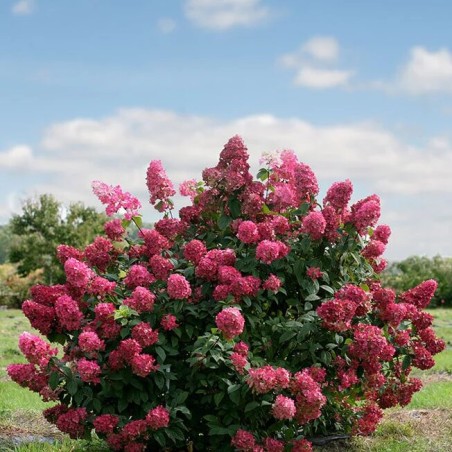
[215,307,245,340]
[146,160,176,211]
[256,240,289,264]
[55,295,84,331]
[323,179,353,211]
[140,228,170,256]
[92,180,141,220]
[93,414,119,434]
[64,258,94,289]
[131,354,159,377]
[349,195,381,234]
[418,327,446,355]
[179,178,198,200]
[22,300,55,335]
[18,332,57,367]
[230,352,248,374]
[118,339,142,363]
[146,405,170,430]
[78,331,105,353]
[353,403,383,435]
[167,274,192,299]
[272,395,296,420]
[373,224,391,244]
[348,324,395,365]
[149,254,174,280]
[263,274,282,292]
[155,218,186,240]
[247,366,289,394]
[122,419,148,441]
[56,245,83,264]
[412,342,435,369]
[183,239,207,264]
[263,438,285,452]
[233,341,249,356]
[302,211,326,240]
[291,439,313,452]
[84,236,113,271]
[399,280,437,309]
[43,404,69,425]
[124,264,155,288]
[230,276,261,298]
[7,363,48,392]
[237,221,260,244]
[124,286,156,313]
[94,302,116,320]
[89,276,116,297]
[195,256,219,280]
[218,266,242,285]
[56,407,88,439]
[124,442,146,452]
[291,370,326,425]
[77,358,101,384]
[317,299,356,332]
[306,266,323,280]
[160,314,179,331]
[131,322,159,347]
[104,218,125,241]
[231,429,256,450]
[362,240,386,259]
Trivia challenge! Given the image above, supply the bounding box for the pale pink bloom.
[92,180,141,219]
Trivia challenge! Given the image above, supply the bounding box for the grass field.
[0,308,451,451]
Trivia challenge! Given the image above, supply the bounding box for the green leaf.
[279,330,297,344]
[305,294,320,301]
[155,346,166,362]
[92,398,102,412]
[245,401,260,412]
[132,215,143,228]
[217,215,232,230]
[118,397,129,413]
[66,379,78,396]
[402,355,412,370]
[256,168,269,181]
[48,372,60,390]
[320,284,335,295]
[214,392,224,406]
[228,198,242,218]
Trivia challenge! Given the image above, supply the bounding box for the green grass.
[1,308,452,451]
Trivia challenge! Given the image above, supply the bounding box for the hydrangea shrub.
[9,136,445,451]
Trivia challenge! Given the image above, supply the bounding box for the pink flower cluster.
[215,307,245,340]
[247,366,290,394]
[146,160,176,212]
[92,180,141,220]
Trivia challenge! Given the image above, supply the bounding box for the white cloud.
[184,0,270,31]
[0,145,33,168]
[12,0,35,15]
[157,18,177,34]
[302,36,339,62]
[294,67,353,89]
[397,46,452,94]
[280,36,353,89]
[3,108,452,259]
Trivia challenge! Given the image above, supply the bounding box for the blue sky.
[1,0,452,260]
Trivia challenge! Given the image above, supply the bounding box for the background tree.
[0,224,12,264]
[382,255,452,307]
[8,194,106,285]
